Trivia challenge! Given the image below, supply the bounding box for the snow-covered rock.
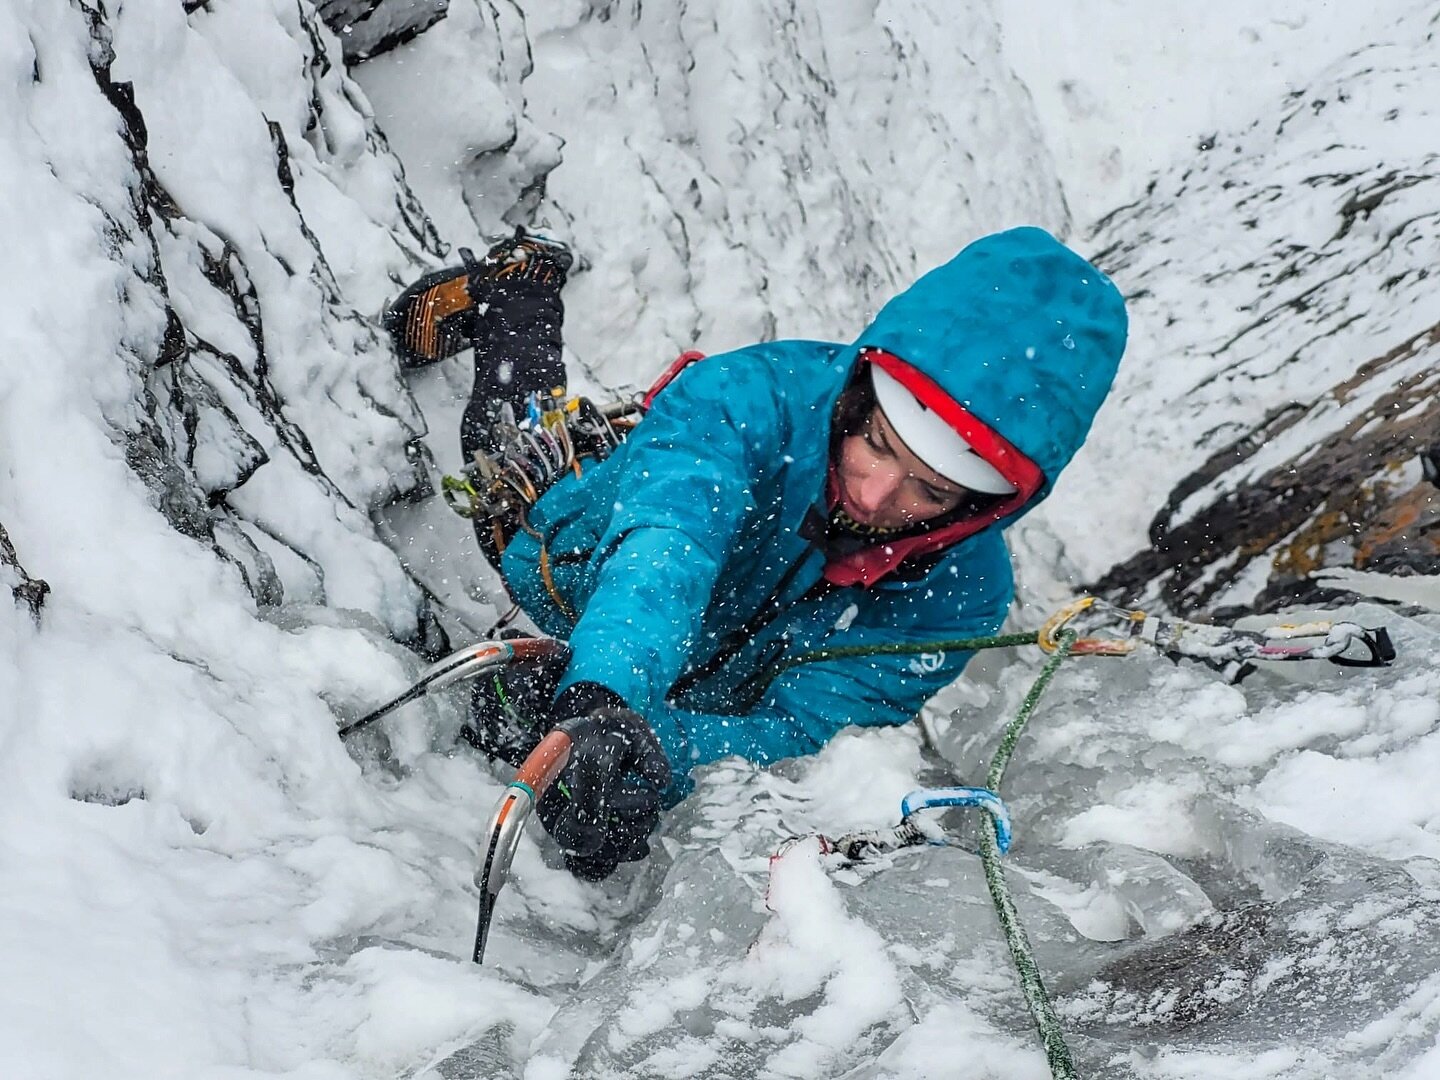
[1018,2,1440,615]
[315,0,449,64]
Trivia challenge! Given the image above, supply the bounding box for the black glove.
[536,683,672,881]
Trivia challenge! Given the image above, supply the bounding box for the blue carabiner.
[900,786,1013,855]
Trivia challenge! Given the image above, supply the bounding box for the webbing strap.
[537,541,574,620]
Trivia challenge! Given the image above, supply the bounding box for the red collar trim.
[822,350,1044,588]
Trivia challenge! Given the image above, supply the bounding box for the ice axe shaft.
[338,637,569,739]
[334,635,573,964]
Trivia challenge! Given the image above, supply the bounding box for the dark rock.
[1070,849,1440,1042]
[1093,320,1440,616]
[0,521,48,621]
[313,0,449,64]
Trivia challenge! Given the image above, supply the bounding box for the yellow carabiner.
[1038,596,1144,656]
[1037,597,1096,653]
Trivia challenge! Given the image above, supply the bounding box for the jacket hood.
[823,227,1128,586]
[856,226,1127,497]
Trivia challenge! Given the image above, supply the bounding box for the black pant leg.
[460,279,568,459]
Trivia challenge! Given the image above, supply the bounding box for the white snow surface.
[2,1,1439,1078]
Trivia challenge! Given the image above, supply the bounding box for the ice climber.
[404,226,1127,879]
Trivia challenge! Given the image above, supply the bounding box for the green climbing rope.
[980,628,1078,1079]
[985,629,1075,793]
[762,626,1082,1078]
[751,631,1041,697]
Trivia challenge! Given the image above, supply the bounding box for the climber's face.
[835,406,969,529]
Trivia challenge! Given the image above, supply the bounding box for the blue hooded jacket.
[502,227,1128,793]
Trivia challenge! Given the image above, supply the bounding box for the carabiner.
[901,785,1014,855]
[1037,596,1144,656]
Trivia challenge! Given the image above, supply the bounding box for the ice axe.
[471,728,574,963]
[337,637,570,740]
[333,635,574,963]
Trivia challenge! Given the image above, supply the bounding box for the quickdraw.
[803,785,1015,866]
[1038,596,1395,680]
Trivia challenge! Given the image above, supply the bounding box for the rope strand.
[767,625,1082,1077]
[751,631,1041,696]
[980,629,1079,1078]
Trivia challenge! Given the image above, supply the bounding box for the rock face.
[1095,319,1440,617]
[0,521,47,620]
[1047,13,1440,617]
[28,0,455,649]
[313,0,448,64]
[1074,833,1440,1041]
[367,0,1074,382]
[11,3,1440,1079]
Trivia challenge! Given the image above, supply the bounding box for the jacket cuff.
[552,680,628,721]
[638,709,695,797]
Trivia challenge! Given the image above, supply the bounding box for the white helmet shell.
[868,363,1016,495]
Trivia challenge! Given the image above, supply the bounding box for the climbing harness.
[441,393,638,528]
[767,603,1396,1079]
[440,352,709,564]
[440,392,641,597]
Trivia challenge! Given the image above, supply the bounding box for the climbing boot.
[383,227,573,369]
